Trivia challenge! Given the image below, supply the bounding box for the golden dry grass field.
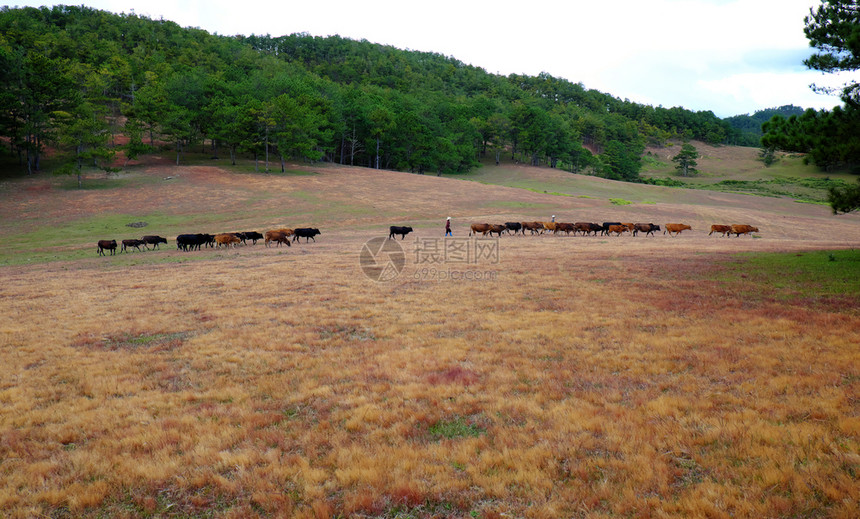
[1,158,859,518]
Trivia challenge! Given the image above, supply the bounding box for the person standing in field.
[445,217,452,236]
[551,215,556,222]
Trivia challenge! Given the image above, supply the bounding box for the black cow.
[601,222,623,236]
[177,234,208,251]
[242,231,263,245]
[504,222,523,235]
[141,235,168,249]
[292,228,321,243]
[389,226,413,240]
[97,240,117,256]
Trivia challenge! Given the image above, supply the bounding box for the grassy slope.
[0,151,858,518]
[453,141,856,205]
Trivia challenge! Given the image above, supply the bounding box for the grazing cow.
[141,235,167,249]
[730,224,759,237]
[487,224,506,237]
[664,223,692,236]
[601,222,623,236]
[242,231,264,245]
[97,239,117,256]
[504,222,523,235]
[709,224,732,237]
[272,228,294,237]
[293,228,321,242]
[264,230,292,247]
[389,226,413,240]
[575,222,602,236]
[215,233,241,248]
[469,223,492,236]
[633,223,660,237]
[556,222,576,235]
[521,222,544,235]
[607,224,630,236]
[121,239,146,253]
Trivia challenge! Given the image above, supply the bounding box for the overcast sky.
[5,0,851,117]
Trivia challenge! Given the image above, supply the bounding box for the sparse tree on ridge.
[672,142,699,177]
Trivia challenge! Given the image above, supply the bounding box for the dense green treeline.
[0,4,746,181]
[760,0,859,179]
[723,105,807,147]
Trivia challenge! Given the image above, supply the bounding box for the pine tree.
[672,143,699,177]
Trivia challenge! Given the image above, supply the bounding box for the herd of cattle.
[456,221,759,238]
[95,221,760,256]
[95,228,322,256]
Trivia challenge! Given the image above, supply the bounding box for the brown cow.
[730,224,759,237]
[607,224,630,236]
[664,223,692,236]
[709,224,732,237]
[541,222,558,234]
[215,233,241,248]
[264,230,292,247]
[621,223,635,232]
[575,222,602,236]
[633,223,660,236]
[556,222,576,235]
[521,222,544,235]
[487,224,506,237]
[97,239,116,256]
[469,223,491,236]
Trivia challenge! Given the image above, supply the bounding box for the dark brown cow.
[633,223,660,236]
[664,223,692,236]
[556,222,576,235]
[141,235,168,249]
[521,222,544,235]
[575,222,602,236]
[264,230,292,247]
[709,224,732,237]
[731,224,759,237]
[97,240,116,256]
[469,223,491,236]
[487,224,506,237]
[120,239,146,253]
